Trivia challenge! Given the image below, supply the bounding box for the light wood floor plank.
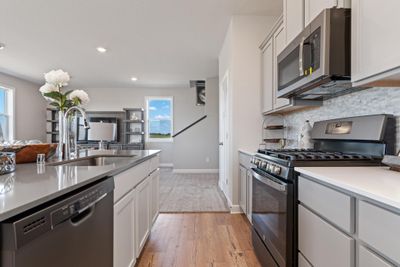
[136,213,261,267]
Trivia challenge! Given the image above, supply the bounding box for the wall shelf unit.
[45,107,146,150]
[46,108,59,143]
[123,108,145,150]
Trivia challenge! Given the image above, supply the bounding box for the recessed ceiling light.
[131,77,138,82]
[96,47,107,53]
[0,43,5,50]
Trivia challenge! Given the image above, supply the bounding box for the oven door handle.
[252,170,288,194]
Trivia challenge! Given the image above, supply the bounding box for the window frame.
[0,84,15,141]
[145,96,174,143]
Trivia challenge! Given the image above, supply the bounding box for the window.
[146,97,173,142]
[0,86,14,141]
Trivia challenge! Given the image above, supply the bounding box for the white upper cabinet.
[273,22,290,109]
[261,39,274,113]
[352,0,400,86]
[284,0,304,44]
[305,0,350,26]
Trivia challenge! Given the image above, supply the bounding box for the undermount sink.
[48,156,134,167]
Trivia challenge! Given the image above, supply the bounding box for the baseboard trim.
[172,169,219,174]
[160,163,174,168]
[230,205,243,214]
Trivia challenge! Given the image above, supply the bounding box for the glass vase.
[57,110,65,160]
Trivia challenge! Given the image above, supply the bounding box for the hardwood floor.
[136,213,261,267]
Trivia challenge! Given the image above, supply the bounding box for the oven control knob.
[260,161,267,169]
[267,163,274,172]
[273,166,281,175]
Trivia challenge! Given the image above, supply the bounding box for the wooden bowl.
[0,144,58,164]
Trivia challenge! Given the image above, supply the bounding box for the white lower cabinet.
[298,252,312,267]
[359,245,394,267]
[114,189,136,267]
[238,151,253,223]
[358,201,400,265]
[246,170,252,222]
[297,174,400,267]
[150,169,160,225]
[298,205,354,267]
[239,165,247,214]
[113,154,160,267]
[135,175,151,256]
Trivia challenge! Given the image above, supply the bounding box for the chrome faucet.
[63,106,90,160]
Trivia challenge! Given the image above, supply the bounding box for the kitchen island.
[0,149,160,221]
[0,149,160,267]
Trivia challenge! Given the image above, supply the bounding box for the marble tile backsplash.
[281,87,400,151]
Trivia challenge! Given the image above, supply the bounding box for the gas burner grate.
[257,149,376,161]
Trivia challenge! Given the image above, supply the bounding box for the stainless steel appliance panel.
[311,114,388,141]
[1,178,114,267]
[277,8,351,99]
[252,169,294,267]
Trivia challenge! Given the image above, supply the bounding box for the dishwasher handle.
[51,192,108,228]
[69,193,107,226]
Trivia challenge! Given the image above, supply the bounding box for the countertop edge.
[238,149,255,156]
[295,167,400,211]
[0,150,161,221]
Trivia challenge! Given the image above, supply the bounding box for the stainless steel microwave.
[277,8,352,100]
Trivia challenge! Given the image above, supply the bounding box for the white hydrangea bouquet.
[39,69,89,111]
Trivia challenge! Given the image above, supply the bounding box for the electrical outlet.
[205,157,210,163]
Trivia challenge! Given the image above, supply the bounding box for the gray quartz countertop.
[0,149,160,221]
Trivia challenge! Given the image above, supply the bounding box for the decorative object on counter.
[36,153,46,165]
[382,153,400,172]
[39,69,90,160]
[0,152,16,175]
[0,144,57,164]
[298,120,313,149]
[0,173,15,194]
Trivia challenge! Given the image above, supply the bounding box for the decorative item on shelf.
[382,152,400,172]
[39,69,90,159]
[130,114,138,120]
[262,115,286,149]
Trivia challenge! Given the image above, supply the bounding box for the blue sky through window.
[148,99,172,138]
[0,89,5,114]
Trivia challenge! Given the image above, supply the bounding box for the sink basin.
[48,156,134,167]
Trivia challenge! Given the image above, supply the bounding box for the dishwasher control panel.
[51,187,107,227]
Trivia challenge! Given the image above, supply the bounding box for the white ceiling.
[0,0,282,88]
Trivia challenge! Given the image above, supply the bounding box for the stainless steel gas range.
[250,114,395,267]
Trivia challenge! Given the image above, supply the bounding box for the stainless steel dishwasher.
[1,177,114,267]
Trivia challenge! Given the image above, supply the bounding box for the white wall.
[83,79,219,169]
[173,77,219,170]
[219,15,277,207]
[0,72,47,141]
